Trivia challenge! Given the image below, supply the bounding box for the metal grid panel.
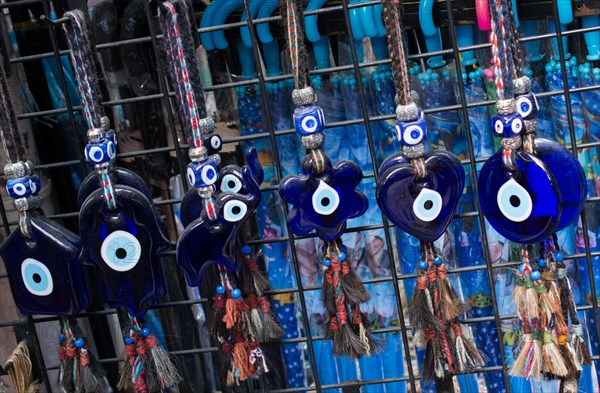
[0,0,599,392]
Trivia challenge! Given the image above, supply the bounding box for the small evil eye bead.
[530,270,541,281]
[231,288,242,299]
[434,256,443,266]
[555,251,564,262]
[515,92,539,121]
[323,259,332,268]
[397,116,426,147]
[241,244,252,256]
[338,252,347,262]
[293,105,325,136]
[202,132,222,155]
[7,176,34,199]
[141,328,151,338]
[124,337,135,345]
[216,285,226,294]
[186,160,218,188]
[74,338,85,348]
[418,261,429,271]
[490,112,524,138]
[28,175,41,196]
[537,258,546,268]
[105,129,117,146]
[84,138,115,165]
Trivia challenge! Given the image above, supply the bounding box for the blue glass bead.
[323,259,331,268]
[338,252,347,261]
[187,160,218,188]
[124,337,135,345]
[79,186,170,318]
[216,285,226,294]
[279,160,367,241]
[74,338,85,348]
[241,245,251,255]
[478,149,561,243]
[434,256,443,266]
[518,264,525,273]
[418,261,429,270]
[232,288,242,299]
[202,132,222,156]
[538,258,546,268]
[376,150,465,242]
[533,138,586,231]
[530,271,541,281]
[84,137,116,165]
[515,92,539,122]
[0,215,89,316]
[341,245,348,253]
[555,251,564,262]
[490,112,524,138]
[58,334,66,342]
[396,115,426,146]
[141,328,151,337]
[293,105,325,136]
[7,176,40,199]
[379,152,410,175]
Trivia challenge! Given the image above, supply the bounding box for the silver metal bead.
[94,162,111,173]
[87,128,104,142]
[292,87,316,106]
[513,76,532,95]
[209,154,221,166]
[198,185,214,198]
[524,119,537,134]
[100,116,111,131]
[23,161,34,176]
[301,133,324,150]
[4,161,27,178]
[501,135,522,150]
[402,143,425,159]
[496,99,516,115]
[14,195,41,211]
[198,117,216,134]
[189,146,208,162]
[396,102,420,121]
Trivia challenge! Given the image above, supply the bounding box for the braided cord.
[160,1,206,148]
[382,0,411,105]
[62,11,105,130]
[506,0,525,77]
[280,0,309,89]
[0,64,25,163]
[490,0,516,99]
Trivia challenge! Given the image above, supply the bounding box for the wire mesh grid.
[0,0,599,392]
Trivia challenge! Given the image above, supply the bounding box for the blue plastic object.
[312,37,332,69]
[240,0,266,47]
[373,4,386,37]
[456,25,477,66]
[256,0,279,43]
[520,21,543,62]
[305,0,328,43]
[548,20,570,60]
[419,0,445,67]
[371,36,389,61]
[582,15,600,61]
[0,215,89,316]
[211,0,245,49]
[348,0,366,39]
[557,0,574,24]
[237,42,256,78]
[199,2,217,50]
[357,0,378,37]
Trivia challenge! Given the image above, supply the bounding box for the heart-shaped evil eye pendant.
[0,216,89,316]
[478,150,561,243]
[533,138,586,230]
[376,150,465,242]
[490,112,524,139]
[79,185,170,318]
[279,160,367,241]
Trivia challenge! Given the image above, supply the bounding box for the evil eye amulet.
[202,132,222,156]
[0,215,89,316]
[477,150,561,243]
[84,138,116,165]
[491,112,524,138]
[7,175,40,199]
[187,159,218,188]
[376,150,465,242]
[533,138,586,230]
[516,92,539,121]
[293,105,325,136]
[396,116,426,146]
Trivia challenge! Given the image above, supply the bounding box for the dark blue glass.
[0,215,89,316]
[534,138,586,230]
[77,167,153,207]
[478,149,561,243]
[376,150,465,242]
[79,185,169,318]
[279,160,367,241]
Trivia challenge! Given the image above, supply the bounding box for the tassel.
[333,319,368,358]
[541,330,568,377]
[0,378,7,393]
[117,336,137,391]
[450,323,486,372]
[435,259,470,320]
[232,332,252,384]
[5,341,40,393]
[351,307,377,356]
[257,295,284,341]
[141,328,181,389]
[240,246,271,294]
[118,334,149,393]
[207,286,227,341]
[246,294,265,340]
[409,271,436,330]
[421,329,448,381]
[324,315,337,340]
[510,321,541,380]
[74,337,105,393]
[223,292,239,330]
[321,259,337,316]
[57,333,70,391]
[571,323,591,366]
[248,342,269,375]
[221,343,235,388]
[337,250,370,305]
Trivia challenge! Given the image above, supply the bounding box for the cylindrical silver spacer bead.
[198,117,216,134]
[396,102,420,121]
[301,133,324,150]
[402,143,425,159]
[292,87,316,106]
[496,99,516,115]
[524,119,537,134]
[87,128,104,142]
[100,116,111,131]
[14,195,42,211]
[513,76,532,95]
[198,186,214,198]
[4,161,30,178]
[189,146,208,162]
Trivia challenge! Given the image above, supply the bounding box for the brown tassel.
[510,320,541,380]
[450,323,487,372]
[206,287,227,341]
[232,331,252,384]
[257,295,284,341]
[321,260,336,315]
[142,330,181,389]
[5,341,40,393]
[240,246,271,294]
[571,323,591,366]
[74,337,105,393]
[409,274,436,330]
[223,294,239,330]
[338,254,370,305]
[436,262,470,320]
[351,307,377,356]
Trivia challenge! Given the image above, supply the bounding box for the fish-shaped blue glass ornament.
[177,148,263,286]
[0,215,89,316]
[79,185,169,317]
[279,159,367,241]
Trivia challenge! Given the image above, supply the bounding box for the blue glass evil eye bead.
[187,159,218,188]
[477,150,561,243]
[418,261,429,270]
[7,175,40,199]
[232,288,242,299]
[84,137,116,165]
[396,115,426,146]
[490,112,524,138]
[202,132,222,156]
[530,271,541,281]
[515,92,539,121]
[74,338,85,348]
[293,105,325,136]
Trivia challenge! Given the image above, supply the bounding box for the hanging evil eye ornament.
[375,0,485,386]
[0,60,106,392]
[159,1,282,388]
[62,11,181,391]
[276,0,375,359]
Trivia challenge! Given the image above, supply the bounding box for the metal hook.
[38,14,69,26]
